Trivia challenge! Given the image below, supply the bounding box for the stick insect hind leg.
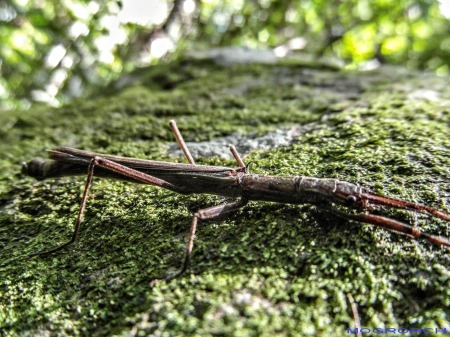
[27,121,196,258]
[27,156,189,257]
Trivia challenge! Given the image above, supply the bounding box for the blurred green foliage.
[1,0,449,110]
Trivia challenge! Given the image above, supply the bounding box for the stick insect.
[22,120,450,280]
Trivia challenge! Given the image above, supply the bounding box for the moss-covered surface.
[1,59,450,336]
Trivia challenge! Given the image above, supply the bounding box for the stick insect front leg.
[327,206,450,247]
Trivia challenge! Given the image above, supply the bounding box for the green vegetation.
[2,0,450,110]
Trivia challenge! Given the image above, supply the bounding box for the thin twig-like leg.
[28,158,97,257]
[229,145,245,168]
[169,120,196,165]
[326,206,450,247]
[167,198,249,281]
[28,156,189,257]
[169,120,246,169]
[363,192,450,221]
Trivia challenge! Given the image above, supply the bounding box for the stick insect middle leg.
[167,197,249,281]
[167,120,248,279]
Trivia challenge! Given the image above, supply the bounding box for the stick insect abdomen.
[240,175,368,206]
[240,175,328,204]
[296,177,366,206]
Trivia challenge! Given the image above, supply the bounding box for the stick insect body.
[22,121,450,280]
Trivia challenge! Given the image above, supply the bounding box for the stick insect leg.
[326,206,450,247]
[28,158,97,257]
[169,120,196,165]
[28,156,189,258]
[167,198,249,281]
[229,145,245,168]
[169,120,246,169]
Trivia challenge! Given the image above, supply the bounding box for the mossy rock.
[1,57,449,336]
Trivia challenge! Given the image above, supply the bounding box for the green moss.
[1,60,449,336]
